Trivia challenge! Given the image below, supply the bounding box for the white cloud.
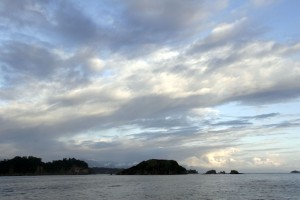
[211,17,248,41]
[88,57,105,71]
[252,155,281,166]
[150,48,179,62]
[184,147,241,168]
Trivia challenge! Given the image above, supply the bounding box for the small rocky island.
[290,170,300,173]
[117,159,187,175]
[204,169,242,174]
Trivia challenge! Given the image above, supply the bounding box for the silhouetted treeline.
[187,169,198,174]
[0,156,89,176]
[117,159,187,175]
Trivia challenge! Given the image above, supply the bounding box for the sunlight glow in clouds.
[0,0,300,172]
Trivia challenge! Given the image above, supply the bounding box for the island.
[204,169,217,174]
[229,170,242,174]
[204,169,242,174]
[290,170,300,173]
[187,169,199,174]
[117,159,187,175]
[0,156,89,176]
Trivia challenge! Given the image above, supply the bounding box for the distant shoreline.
[1,156,298,176]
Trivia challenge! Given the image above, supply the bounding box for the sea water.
[0,174,299,200]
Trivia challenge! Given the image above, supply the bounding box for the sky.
[0,0,300,173]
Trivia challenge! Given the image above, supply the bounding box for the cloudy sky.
[0,0,300,172]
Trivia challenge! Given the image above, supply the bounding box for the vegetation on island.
[204,169,217,174]
[290,170,300,173]
[1,156,250,176]
[229,170,242,174]
[187,169,198,174]
[0,156,89,176]
[204,169,242,174]
[117,159,187,175]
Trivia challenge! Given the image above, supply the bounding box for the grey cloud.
[130,116,192,129]
[41,93,223,137]
[232,86,300,105]
[1,0,102,49]
[0,92,217,160]
[51,2,100,46]
[46,86,122,109]
[0,41,59,81]
[204,49,245,73]
[0,112,104,146]
[0,0,50,27]
[131,126,200,142]
[0,85,17,100]
[46,95,190,134]
[0,123,67,158]
[212,120,252,126]
[0,42,102,89]
[102,0,225,56]
[273,120,300,129]
[123,0,206,32]
[112,94,220,123]
[113,95,178,121]
[244,112,280,119]
[244,147,285,152]
[0,0,226,56]
[188,18,265,55]
[77,140,121,150]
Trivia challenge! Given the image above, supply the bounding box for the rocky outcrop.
[204,169,242,174]
[204,170,217,174]
[229,170,241,174]
[117,159,187,175]
[291,170,300,173]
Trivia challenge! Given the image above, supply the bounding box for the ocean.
[0,174,299,199]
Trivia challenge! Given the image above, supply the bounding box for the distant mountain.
[89,167,123,174]
[85,159,133,168]
[117,159,187,175]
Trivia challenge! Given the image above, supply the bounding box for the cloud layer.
[0,0,300,172]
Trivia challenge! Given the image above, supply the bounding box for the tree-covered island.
[117,159,188,175]
[0,156,89,176]
[204,169,242,174]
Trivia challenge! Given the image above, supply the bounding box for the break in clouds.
[0,0,300,172]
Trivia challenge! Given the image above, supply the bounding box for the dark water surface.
[0,174,299,199]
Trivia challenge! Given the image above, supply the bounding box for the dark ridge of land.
[117,159,187,175]
[290,170,300,173]
[204,169,243,174]
[0,156,89,176]
[187,169,199,174]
